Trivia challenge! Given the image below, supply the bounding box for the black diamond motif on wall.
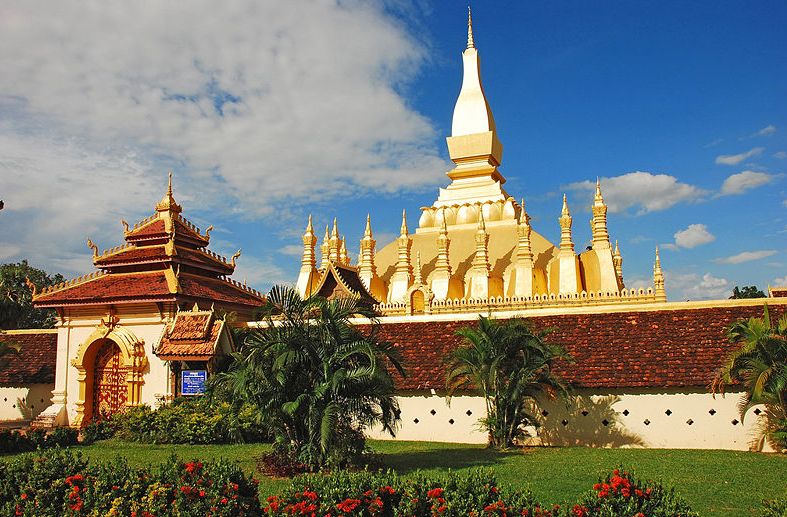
[413,418,419,424]
[466,410,473,416]
[561,419,569,426]
[731,419,739,425]
[430,409,436,416]
[643,419,650,426]
[448,419,455,425]
[753,408,762,416]
[581,410,589,416]
[622,409,629,416]
[665,409,672,416]
[708,409,716,416]
[686,419,694,425]
[542,410,549,417]
[602,419,609,426]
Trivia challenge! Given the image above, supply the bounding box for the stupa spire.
[466,6,474,49]
[559,194,574,252]
[388,209,413,302]
[613,240,624,288]
[467,210,491,299]
[296,215,319,297]
[329,218,340,263]
[591,178,611,250]
[653,246,666,302]
[319,224,330,269]
[512,198,534,298]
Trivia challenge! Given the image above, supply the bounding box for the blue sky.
[0,1,785,300]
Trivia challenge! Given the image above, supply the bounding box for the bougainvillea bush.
[569,469,698,517]
[0,449,261,516]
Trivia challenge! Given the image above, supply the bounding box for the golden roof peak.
[306,214,313,234]
[331,217,339,238]
[561,193,570,216]
[364,213,372,239]
[400,209,408,236]
[155,171,182,214]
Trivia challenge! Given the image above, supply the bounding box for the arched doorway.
[71,322,147,427]
[91,340,129,420]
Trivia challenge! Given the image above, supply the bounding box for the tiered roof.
[0,330,58,386]
[31,175,264,312]
[154,305,230,361]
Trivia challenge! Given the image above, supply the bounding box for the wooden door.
[92,341,129,420]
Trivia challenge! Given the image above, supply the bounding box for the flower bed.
[0,449,260,516]
[264,468,698,517]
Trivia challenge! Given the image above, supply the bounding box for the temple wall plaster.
[367,390,774,451]
[0,385,53,421]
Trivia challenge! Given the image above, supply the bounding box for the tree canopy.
[730,285,766,299]
[0,260,64,330]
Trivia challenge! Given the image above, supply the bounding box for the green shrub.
[45,427,78,448]
[0,448,261,516]
[79,418,115,445]
[569,469,698,517]
[762,493,787,517]
[111,398,269,444]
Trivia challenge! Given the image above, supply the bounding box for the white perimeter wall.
[0,384,53,421]
[368,389,774,451]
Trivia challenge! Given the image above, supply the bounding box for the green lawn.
[5,439,786,515]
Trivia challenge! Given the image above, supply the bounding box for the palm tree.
[713,306,787,442]
[446,316,571,448]
[210,285,404,470]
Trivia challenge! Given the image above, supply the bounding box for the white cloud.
[667,271,730,300]
[773,276,787,286]
[278,244,304,257]
[774,151,787,159]
[230,254,290,293]
[715,147,764,165]
[672,224,715,249]
[0,2,448,275]
[714,250,777,264]
[755,125,776,137]
[565,172,706,215]
[719,170,776,195]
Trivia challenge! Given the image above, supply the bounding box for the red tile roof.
[0,331,57,385]
[370,303,787,391]
[94,245,167,266]
[177,273,264,308]
[155,311,227,360]
[33,271,172,306]
[125,218,167,241]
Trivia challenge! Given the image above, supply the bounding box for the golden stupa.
[296,9,665,315]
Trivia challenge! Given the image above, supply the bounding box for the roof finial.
[400,209,408,235]
[466,5,475,49]
[167,171,173,197]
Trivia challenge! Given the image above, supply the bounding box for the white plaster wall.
[369,390,773,451]
[367,394,488,444]
[0,385,53,421]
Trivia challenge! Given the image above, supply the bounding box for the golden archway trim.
[70,321,148,427]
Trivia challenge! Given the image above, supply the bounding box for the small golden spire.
[561,193,570,216]
[477,207,486,232]
[331,217,339,239]
[306,214,313,233]
[156,171,182,214]
[519,198,529,225]
[323,224,330,242]
[594,177,604,203]
[414,251,423,284]
[400,209,408,236]
[654,245,662,269]
[614,239,620,255]
[653,246,666,301]
[364,213,372,239]
[466,5,475,49]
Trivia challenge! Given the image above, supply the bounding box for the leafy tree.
[0,260,65,329]
[712,306,787,447]
[446,316,571,448]
[730,285,766,299]
[209,285,403,470]
[0,334,21,370]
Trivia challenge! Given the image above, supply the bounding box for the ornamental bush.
[0,448,261,516]
[569,469,698,517]
[762,492,787,517]
[0,427,79,453]
[110,397,269,444]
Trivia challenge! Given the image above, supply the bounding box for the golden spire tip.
[466,5,475,49]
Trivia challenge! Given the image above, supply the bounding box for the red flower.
[181,485,192,495]
[380,486,395,495]
[336,498,361,513]
[199,490,206,497]
[303,490,318,501]
[571,505,588,517]
[20,493,27,500]
[427,488,444,499]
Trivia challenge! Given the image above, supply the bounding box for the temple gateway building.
[5,11,784,451]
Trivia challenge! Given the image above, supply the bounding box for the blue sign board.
[181,370,208,396]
